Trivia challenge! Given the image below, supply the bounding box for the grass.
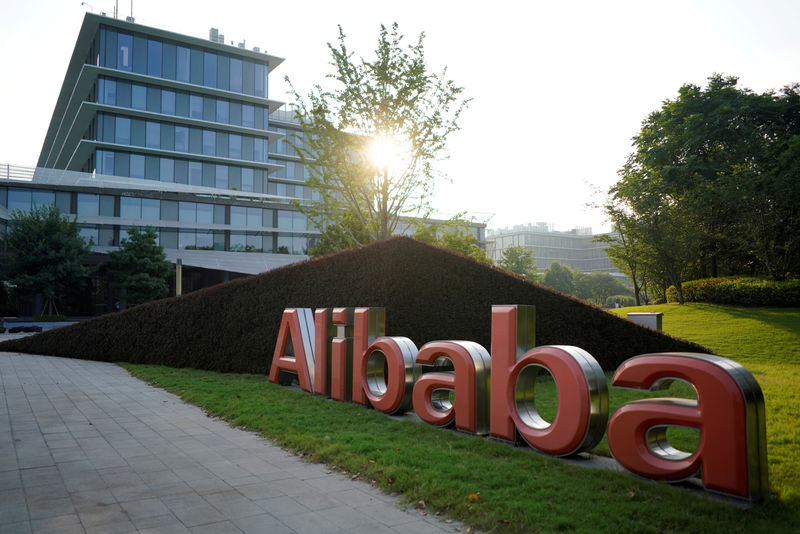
[120,303,800,532]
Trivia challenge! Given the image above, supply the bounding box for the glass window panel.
[196,203,213,224]
[242,136,254,161]
[246,206,260,227]
[255,105,264,129]
[114,152,129,176]
[175,125,188,152]
[202,162,214,187]
[102,114,115,143]
[98,226,115,246]
[262,208,273,227]
[203,52,216,87]
[241,167,254,192]
[142,198,159,220]
[31,191,54,208]
[130,154,145,178]
[216,132,228,157]
[242,60,254,95]
[115,116,131,144]
[229,134,241,159]
[132,84,146,110]
[103,28,117,68]
[117,32,132,71]
[101,77,116,105]
[215,165,228,189]
[160,229,178,249]
[293,212,307,230]
[229,166,241,190]
[7,189,31,213]
[162,42,176,79]
[77,193,99,216]
[254,63,265,97]
[230,102,242,126]
[131,119,145,146]
[213,231,225,251]
[160,158,174,182]
[120,197,141,219]
[160,123,175,151]
[56,191,71,213]
[97,149,114,174]
[179,201,196,222]
[145,155,159,180]
[146,121,160,148]
[119,226,135,243]
[230,232,246,251]
[99,194,114,217]
[188,161,202,185]
[202,130,215,156]
[216,100,229,123]
[161,89,175,114]
[116,80,131,107]
[161,199,178,220]
[179,230,196,249]
[203,96,215,121]
[229,58,242,92]
[176,46,190,82]
[175,91,189,116]
[188,128,201,154]
[190,48,203,85]
[147,39,162,76]
[246,233,261,251]
[216,54,229,91]
[132,35,147,74]
[213,204,226,224]
[242,105,254,128]
[196,231,213,249]
[146,86,160,112]
[174,159,188,183]
[189,94,203,119]
[277,234,291,254]
[277,210,292,229]
[230,206,246,226]
[79,226,99,246]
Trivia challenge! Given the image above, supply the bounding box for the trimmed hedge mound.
[0,237,708,372]
[667,277,800,306]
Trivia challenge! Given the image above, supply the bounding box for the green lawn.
[122,303,800,533]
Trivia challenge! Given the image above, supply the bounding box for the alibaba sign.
[268,305,768,501]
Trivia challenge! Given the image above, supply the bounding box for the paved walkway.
[0,352,469,534]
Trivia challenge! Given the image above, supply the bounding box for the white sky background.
[2,0,799,233]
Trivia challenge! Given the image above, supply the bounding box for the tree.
[499,245,537,279]
[542,262,575,295]
[288,23,470,248]
[412,219,491,263]
[108,226,172,306]
[2,205,91,315]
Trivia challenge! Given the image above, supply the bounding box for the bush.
[0,237,708,372]
[604,295,636,308]
[667,277,800,306]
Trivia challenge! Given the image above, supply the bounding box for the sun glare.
[368,135,406,171]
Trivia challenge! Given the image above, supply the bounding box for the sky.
[2,0,799,233]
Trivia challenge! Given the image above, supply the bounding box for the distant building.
[486,223,620,275]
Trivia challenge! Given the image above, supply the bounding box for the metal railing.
[1,164,35,181]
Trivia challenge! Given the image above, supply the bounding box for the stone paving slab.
[0,352,474,534]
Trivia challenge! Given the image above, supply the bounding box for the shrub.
[667,277,800,306]
[604,295,636,308]
[0,237,707,372]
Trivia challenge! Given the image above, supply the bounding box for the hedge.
[0,237,708,372]
[667,277,800,306]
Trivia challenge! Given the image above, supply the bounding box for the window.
[115,117,131,144]
[174,160,188,183]
[230,206,246,226]
[202,163,215,187]
[190,48,203,85]
[216,100,229,123]
[7,189,31,212]
[161,89,175,115]
[97,149,114,174]
[242,105,254,128]
[103,28,118,69]
[146,121,160,149]
[130,154,145,178]
[229,58,242,92]
[147,39,162,76]
[188,128,202,154]
[77,193,99,216]
[176,46,190,82]
[203,96,215,122]
[242,60,254,95]
[196,203,213,224]
[160,124,175,151]
[216,54,229,91]
[230,102,242,126]
[56,192,71,214]
[203,52,216,87]
[189,94,203,119]
[246,206,261,227]
[132,35,147,74]
[175,125,188,152]
[161,200,178,221]
[145,156,159,180]
[230,232,246,251]
[98,226,115,246]
[162,42,176,79]
[117,32,132,71]
[214,205,226,224]
[215,165,228,189]
[120,196,141,219]
[132,84,146,110]
[101,114,115,143]
[116,81,131,107]
[100,78,116,105]
[160,158,174,182]
[146,86,161,113]
[242,136,254,161]
[131,119,145,146]
[188,161,202,185]
[241,168,254,192]
[255,63,266,97]
[79,226,99,246]
[179,230,196,249]
[196,231,213,249]
[32,191,55,208]
[114,152,130,176]
[202,130,215,156]
[229,134,241,159]
[160,229,178,249]
[175,91,189,116]
[179,201,196,222]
